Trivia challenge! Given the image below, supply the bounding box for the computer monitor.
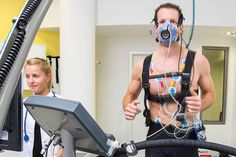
[24,96,118,157]
[0,78,22,151]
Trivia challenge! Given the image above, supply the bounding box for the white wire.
[147,100,181,139]
[147,31,194,139]
[162,103,175,116]
[146,114,176,139]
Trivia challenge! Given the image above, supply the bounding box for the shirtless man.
[122,3,215,157]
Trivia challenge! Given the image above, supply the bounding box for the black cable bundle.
[0,0,42,88]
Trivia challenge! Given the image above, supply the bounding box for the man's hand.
[185,87,202,115]
[124,100,141,120]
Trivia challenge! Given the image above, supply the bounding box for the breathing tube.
[113,139,236,157]
[185,0,195,49]
[0,0,42,88]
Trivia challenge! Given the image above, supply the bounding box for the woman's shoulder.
[55,93,63,98]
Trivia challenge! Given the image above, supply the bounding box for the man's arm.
[185,53,215,114]
[122,62,143,120]
[197,55,215,111]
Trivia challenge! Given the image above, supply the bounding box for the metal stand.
[61,129,76,157]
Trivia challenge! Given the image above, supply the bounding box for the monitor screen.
[24,96,118,157]
[0,78,23,151]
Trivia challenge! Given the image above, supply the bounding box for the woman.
[21,57,61,157]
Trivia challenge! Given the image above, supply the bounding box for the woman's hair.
[24,57,52,89]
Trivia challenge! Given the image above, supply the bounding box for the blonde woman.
[21,57,61,157]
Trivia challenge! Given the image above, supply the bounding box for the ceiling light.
[226,31,236,36]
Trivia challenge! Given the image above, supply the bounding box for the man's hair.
[152,2,184,26]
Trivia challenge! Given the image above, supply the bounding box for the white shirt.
[19,91,61,157]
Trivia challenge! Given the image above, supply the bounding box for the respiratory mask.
[158,20,178,45]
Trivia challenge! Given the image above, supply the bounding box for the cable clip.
[124,140,138,156]
[107,136,120,156]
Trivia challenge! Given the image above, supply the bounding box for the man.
[122,3,215,157]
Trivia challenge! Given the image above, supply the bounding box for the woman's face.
[24,64,51,95]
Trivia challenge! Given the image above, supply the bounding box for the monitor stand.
[61,129,76,157]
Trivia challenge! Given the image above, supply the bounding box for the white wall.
[231,38,236,146]
[96,26,236,149]
[42,0,236,28]
[40,0,60,28]
[96,34,156,144]
[97,0,236,27]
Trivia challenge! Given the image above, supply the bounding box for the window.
[201,46,229,124]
